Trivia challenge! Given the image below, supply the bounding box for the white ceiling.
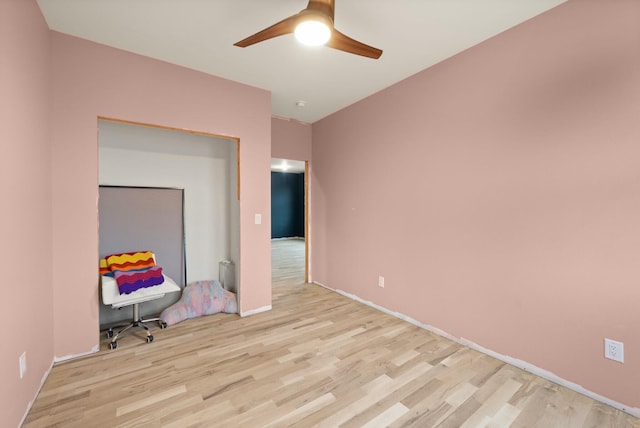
[37,0,566,123]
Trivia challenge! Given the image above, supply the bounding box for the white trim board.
[22,343,112,425]
[19,358,54,427]
[54,344,100,364]
[240,305,272,317]
[313,281,640,419]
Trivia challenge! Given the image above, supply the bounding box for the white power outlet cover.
[604,338,624,363]
[19,352,27,379]
[378,276,385,288]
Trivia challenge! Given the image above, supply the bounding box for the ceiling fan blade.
[234,14,298,48]
[327,29,382,59]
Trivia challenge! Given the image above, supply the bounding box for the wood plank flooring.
[24,239,639,427]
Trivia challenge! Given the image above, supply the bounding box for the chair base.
[106,303,167,350]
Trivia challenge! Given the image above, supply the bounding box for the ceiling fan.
[234,0,383,59]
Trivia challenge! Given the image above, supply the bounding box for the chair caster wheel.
[109,341,118,350]
[147,335,154,343]
[106,329,114,339]
[160,321,167,329]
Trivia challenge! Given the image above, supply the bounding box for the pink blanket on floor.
[160,280,237,326]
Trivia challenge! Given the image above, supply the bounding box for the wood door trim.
[305,160,310,283]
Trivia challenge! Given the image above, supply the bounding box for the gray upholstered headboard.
[98,185,185,328]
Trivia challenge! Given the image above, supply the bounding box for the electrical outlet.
[19,352,27,379]
[378,276,385,288]
[604,338,624,363]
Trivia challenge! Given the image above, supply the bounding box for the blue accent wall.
[271,172,304,238]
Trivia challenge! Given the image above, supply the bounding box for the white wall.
[98,120,235,283]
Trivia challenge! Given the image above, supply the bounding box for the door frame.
[304,160,310,283]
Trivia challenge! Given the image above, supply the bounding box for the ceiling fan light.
[295,19,331,46]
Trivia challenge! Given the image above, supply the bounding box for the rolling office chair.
[101,267,181,349]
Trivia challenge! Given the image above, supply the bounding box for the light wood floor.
[24,239,638,427]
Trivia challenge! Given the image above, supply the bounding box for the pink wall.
[312,0,640,410]
[50,34,273,358]
[0,1,53,426]
[272,116,312,161]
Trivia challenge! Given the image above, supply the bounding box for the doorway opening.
[271,158,309,290]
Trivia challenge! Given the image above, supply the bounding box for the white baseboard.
[271,237,305,241]
[54,344,100,363]
[20,343,100,426]
[240,305,272,317]
[19,358,54,427]
[313,281,640,418]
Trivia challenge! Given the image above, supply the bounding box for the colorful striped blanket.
[100,251,165,295]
